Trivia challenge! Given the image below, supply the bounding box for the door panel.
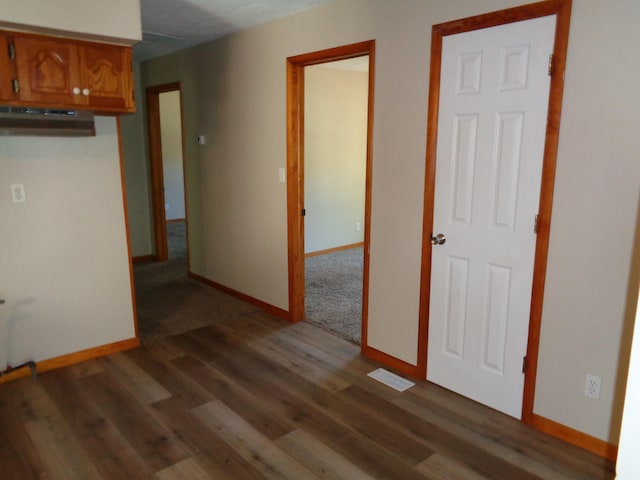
[427,15,556,418]
[14,35,80,105]
[81,44,132,110]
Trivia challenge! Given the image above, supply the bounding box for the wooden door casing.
[418,0,576,450]
[426,16,556,419]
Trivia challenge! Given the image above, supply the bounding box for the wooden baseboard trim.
[305,242,364,258]
[530,414,617,462]
[166,218,186,224]
[361,344,422,378]
[188,271,290,321]
[0,337,139,385]
[132,254,154,263]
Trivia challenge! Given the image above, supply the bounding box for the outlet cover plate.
[585,374,602,400]
[11,184,26,203]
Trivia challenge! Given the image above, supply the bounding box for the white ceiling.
[135,0,330,61]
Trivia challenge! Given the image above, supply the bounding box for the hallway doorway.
[286,40,375,349]
[303,57,369,344]
[147,83,188,263]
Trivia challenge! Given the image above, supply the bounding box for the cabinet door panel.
[14,36,81,105]
[81,44,133,111]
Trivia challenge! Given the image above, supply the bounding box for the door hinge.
[534,214,540,234]
[301,208,306,216]
[8,42,15,60]
[522,356,528,374]
[548,53,554,76]
[12,79,19,94]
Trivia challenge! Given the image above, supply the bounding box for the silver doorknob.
[431,233,446,245]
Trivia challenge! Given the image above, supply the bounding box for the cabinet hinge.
[534,214,540,234]
[12,79,19,94]
[548,53,554,76]
[522,356,528,374]
[8,42,15,60]
[301,208,306,217]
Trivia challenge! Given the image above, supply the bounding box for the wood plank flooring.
[0,312,615,479]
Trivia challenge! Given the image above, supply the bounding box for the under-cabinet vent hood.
[0,106,96,137]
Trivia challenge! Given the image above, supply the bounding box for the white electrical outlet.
[584,374,602,400]
[11,184,26,203]
[355,222,361,232]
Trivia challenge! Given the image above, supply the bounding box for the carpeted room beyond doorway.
[305,247,363,345]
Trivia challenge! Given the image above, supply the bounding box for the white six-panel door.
[427,15,556,418]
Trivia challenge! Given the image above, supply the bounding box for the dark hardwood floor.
[0,311,615,479]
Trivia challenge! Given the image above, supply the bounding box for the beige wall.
[534,0,640,442]
[121,61,153,257]
[0,118,136,366]
[0,0,141,44]
[127,0,640,443]
[304,63,367,253]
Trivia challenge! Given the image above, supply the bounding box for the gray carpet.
[134,221,362,345]
[305,247,363,345]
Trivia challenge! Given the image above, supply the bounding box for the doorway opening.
[286,41,375,349]
[303,57,369,344]
[147,83,188,265]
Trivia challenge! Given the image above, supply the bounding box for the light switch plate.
[11,184,26,203]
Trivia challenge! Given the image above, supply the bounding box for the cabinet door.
[81,44,134,111]
[14,35,81,106]
[0,34,16,101]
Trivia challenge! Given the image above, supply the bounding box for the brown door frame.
[286,41,375,348]
[146,82,187,262]
[417,0,572,423]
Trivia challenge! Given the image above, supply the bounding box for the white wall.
[160,90,186,221]
[128,0,640,444]
[0,118,136,366]
[0,0,141,44]
[304,63,367,253]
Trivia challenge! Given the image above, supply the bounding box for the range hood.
[0,106,96,137]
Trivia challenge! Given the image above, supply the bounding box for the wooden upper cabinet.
[0,33,17,102]
[81,44,133,111]
[14,35,81,106]
[9,31,134,113]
